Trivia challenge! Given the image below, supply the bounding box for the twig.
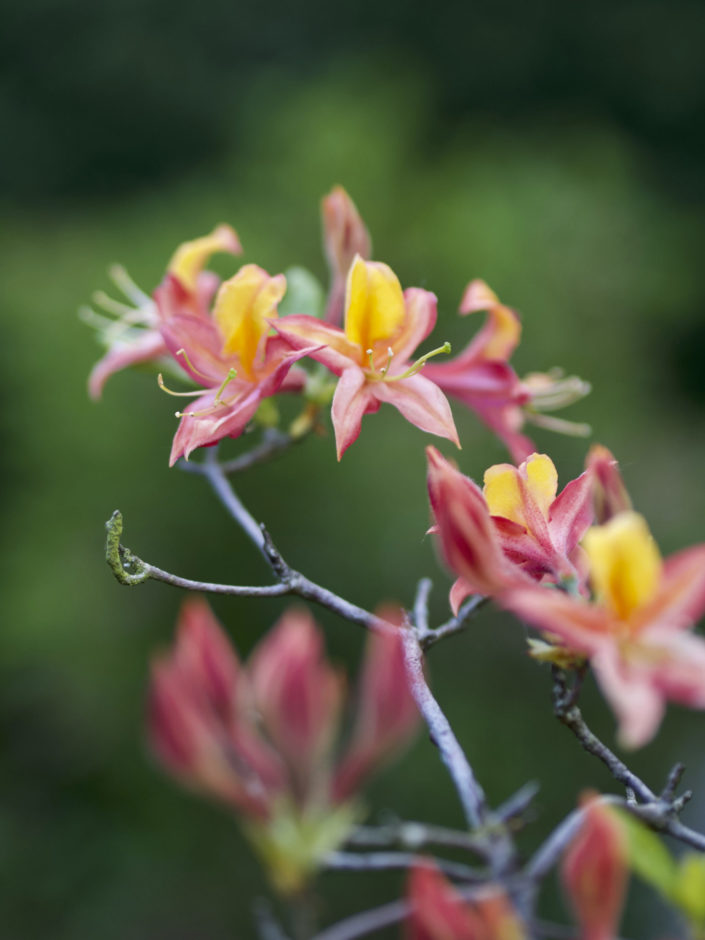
[323,850,483,882]
[401,628,488,831]
[419,595,489,650]
[311,899,410,940]
[254,899,293,940]
[496,781,540,824]
[551,667,656,803]
[346,821,490,857]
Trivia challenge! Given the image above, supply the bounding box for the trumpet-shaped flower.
[424,282,590,462]
[426,448,595,612]
[86,225,241,398]
[274,255,460,458]
[561,797,628,940]
[155,262,320,464]
[406,861,526,940]
[503,511,705,747]
[321,186,371,325]
[148,599,418,891]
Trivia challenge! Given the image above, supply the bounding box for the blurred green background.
[3,1,705,936]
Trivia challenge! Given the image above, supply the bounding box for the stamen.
[379,346,394,376]
[92,290,136,318]
[366,348,376,373]
[108,264,152,307]
[524,412,592,437]
[175,348,212,381]
[213,367,238,405]
[157,374,205,398]
[383,341,452,382]
[175,389,240,419]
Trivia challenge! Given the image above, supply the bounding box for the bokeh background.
[3,1,705,936]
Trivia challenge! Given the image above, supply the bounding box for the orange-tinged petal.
[525,454,558,517]
[483,464,524,525]
[584,512,662,620]
[167,224,242,292]
[459,278,499,313]
[344,256,405,351]
[213,265,286,375]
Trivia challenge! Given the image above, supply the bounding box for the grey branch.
[401,628,488,832]
[324,850,483,882]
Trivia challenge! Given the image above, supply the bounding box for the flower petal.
[373,374,460,448]
[331,367,379,459]
[501,586,610,655]
[389,288,438,363]
[549,470,595,557]
[592,646,667,749]
[344,256,405,351]
[167,224,242,293]
[88,329,167,399]
[634,544,705,633]
[321,186,371,325]
[168,386,262,465]
[274,315,362,374]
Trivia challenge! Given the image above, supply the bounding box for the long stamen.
[108,264,153,307]
[524,412,592,437]
[92,290,136,318]
[175,348,212,381]
[157,374,206,398]
[175,388,241,419]
[383,341,452,382]
[213,368,238,405]
[366,348,376,373]
[379,346,394,376]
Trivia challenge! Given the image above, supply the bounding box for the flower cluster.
[427,445,705,747]
[148,598,418,892]
[86,187,588,463]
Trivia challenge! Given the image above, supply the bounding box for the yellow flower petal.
[344,256,405,352]
[213,265,286,376]
[484,463,524,524]
[583,512,662,620]
[525,453,558,518]
[483,453,557,525]
[167,224,241,292]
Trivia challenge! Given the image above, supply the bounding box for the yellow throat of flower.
[214,265,286,377]
[167,224,240,293]
[344,255,405,353]
[583,511,662,620]
[483,453,558,527]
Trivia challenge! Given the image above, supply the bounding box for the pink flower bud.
[321,186,371,324]
[426,447,524,598]
[147,598,285,819]
[407,862,526,940]
[586,445,632,524]
[561,796,628,940]
[248,608,345,801]
[333,607,418,801]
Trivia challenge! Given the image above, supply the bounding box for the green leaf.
[279,267,325,319]
[674,854,705,927]
[613,809,677,900]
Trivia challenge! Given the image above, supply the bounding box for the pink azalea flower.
[86,225,241,398]
[561,796,628,940]
[503,511,705,747]
[424,280,534,463]
[426,447,595,613]
[424,281,591,462]
[148,599,418,891]
[321,185,371,325]
[154,263,320,464]
[274,255,460,458]
[406,861,526,940]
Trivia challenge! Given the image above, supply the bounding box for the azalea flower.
[503,511,705,747]
[424,281,590,462]
[148,599,417,892]
[154,262,320,464]
[406,861,526,940]
[321,185,371,325]
[85,224,241,398]
[426,447,594,612]
[275,255,460,458]
[561,797,628,940]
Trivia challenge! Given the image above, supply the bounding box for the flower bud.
[321,186,371,324]
[586,445,632,524]
[561,796,628,940]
